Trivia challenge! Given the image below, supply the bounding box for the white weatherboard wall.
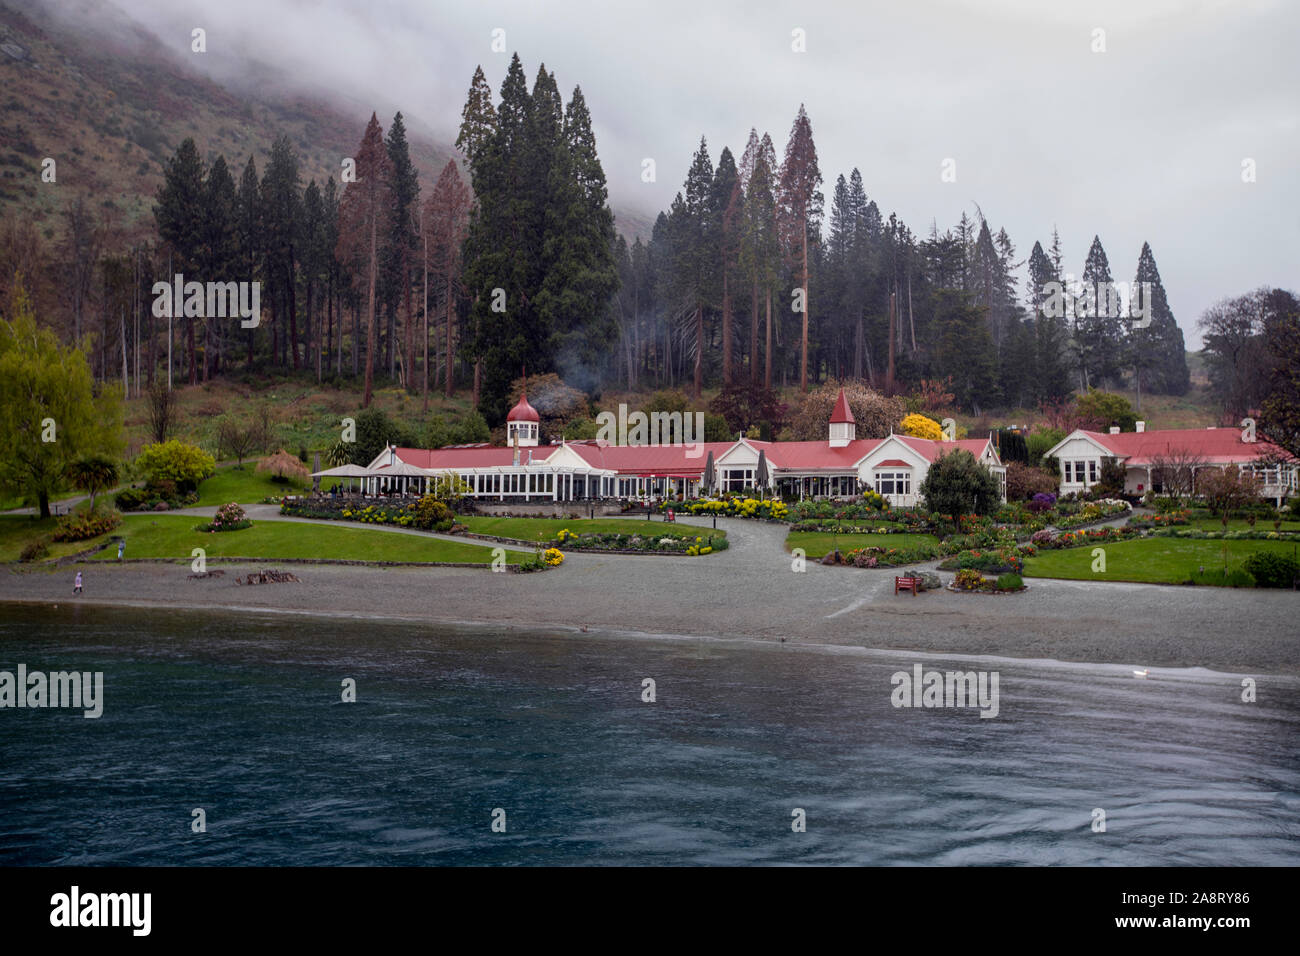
[857,436,928,508]
[1050,434,1112,493]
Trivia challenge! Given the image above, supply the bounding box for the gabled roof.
[894,435,996,464]
[1055,428,1288,466]
[829,388,855,424]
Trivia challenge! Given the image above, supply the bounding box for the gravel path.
[3,513,1296,675]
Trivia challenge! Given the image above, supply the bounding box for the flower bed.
[949,568,1026,593]
[666,497,790,521]
[938,546,1024,575]
[1032,526,1142,550]
[280,496,453,533]
[1127,509,1189,529]
[554,527,727,554]
[1054,499,1131,529]
[195,502,252,533]
[838,542,943,567]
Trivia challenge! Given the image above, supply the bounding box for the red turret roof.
[829,388,855,425]
[507,393,540,422]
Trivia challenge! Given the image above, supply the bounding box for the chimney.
[1109,426,1120,435]
[1136,421,1145,433]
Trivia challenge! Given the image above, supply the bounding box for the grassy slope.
[785,530,940,558]
[1023,538,1299,584]
[460,515,727,544]
[65,514,522,564]
[193,465,310,506]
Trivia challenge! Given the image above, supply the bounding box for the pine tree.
[427,160,471,400]
[383,112,420,386]
[678,137,715,398]
[1130,242,1189,396]
[455,65,497,166]
[200,154,237,376]
[1025,239,1070,403]
[777,105,822,391]
[153,138,205,384]
[336,113,391,408]
[712,146,741,385]
[1077,235,1126,388]
[537,84,619,383]
[261,134,302,371]
[235,154,261,367]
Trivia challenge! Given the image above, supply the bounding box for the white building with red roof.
[358,388,1006,506]
[1044,421,1297,502]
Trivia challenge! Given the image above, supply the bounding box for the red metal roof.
[875,458,913,467]
[1082,428,1288,466]
[829,388,856,424]
[895,435,993,463]
[506,393,540,422]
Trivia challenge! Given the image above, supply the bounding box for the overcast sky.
[74,0,1300,345]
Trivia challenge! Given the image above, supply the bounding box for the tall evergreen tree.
[235,154,261,367]
[1076,235,1125,388]
[427,160,471,400]
[777,105,822,391]
[1129,242,1189,396]
[712,146,741,385]
[679,137,715,398]
[336,113,391,408]
[383,112,420,385]
[261,134,302,371]
[741,136,779,388]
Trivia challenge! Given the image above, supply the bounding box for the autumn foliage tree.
[336,113,392,408]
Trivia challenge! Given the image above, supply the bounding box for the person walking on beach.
[117,538,125,561]
[73,571,83,594]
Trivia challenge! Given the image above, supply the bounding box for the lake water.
[1,602,1296,865]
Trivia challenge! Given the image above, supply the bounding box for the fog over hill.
[11,0,1300,345]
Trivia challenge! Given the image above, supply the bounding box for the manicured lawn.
[459,515,727,544]
[1023,537,1300,585]
[0,514,112,562]
[194,464,310,506]
[88,515,521,564]
[784,529,940,558]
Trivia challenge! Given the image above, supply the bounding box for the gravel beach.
[2,516,1295,675]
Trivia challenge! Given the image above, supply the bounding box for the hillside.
[0,2,653,245]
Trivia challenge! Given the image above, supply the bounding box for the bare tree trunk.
[764,289,773,390]
[799,224,809,391]
[721,267,732,385]
[693,305,703,398]
[750,281,759,385]
[363,214,377,407]
[445,277,454,399]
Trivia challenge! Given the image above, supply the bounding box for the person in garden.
[73,571,83,594]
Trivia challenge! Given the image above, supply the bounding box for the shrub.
[135,440,215,492]
[1187,567,1257,588]
[995,572,1023,591]
[257,449,310,483]
[953,568,986,590]
[411,495,454,533]
[114,486,149,511]
[19,537,50,562]
[918,449,1001,519]
[51,510,122,542]
[1242,551,1299,588]
[900,413,943,441]
[1006,462,1058,502]
[1027,491,1057,514]
[196,502,251,532]
[783,380,906,441]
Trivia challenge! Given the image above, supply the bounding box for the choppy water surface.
[1,603,1296,865]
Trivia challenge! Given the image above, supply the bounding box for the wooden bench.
[894,575,922,596]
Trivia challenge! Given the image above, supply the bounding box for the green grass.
[458,515,727,544]
[86,515,521,564]
[1184,517,1300,533]
[784,530,941,558]
[0,513,117,562]
[1023,537,1300,585]
[195,464,310,506]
